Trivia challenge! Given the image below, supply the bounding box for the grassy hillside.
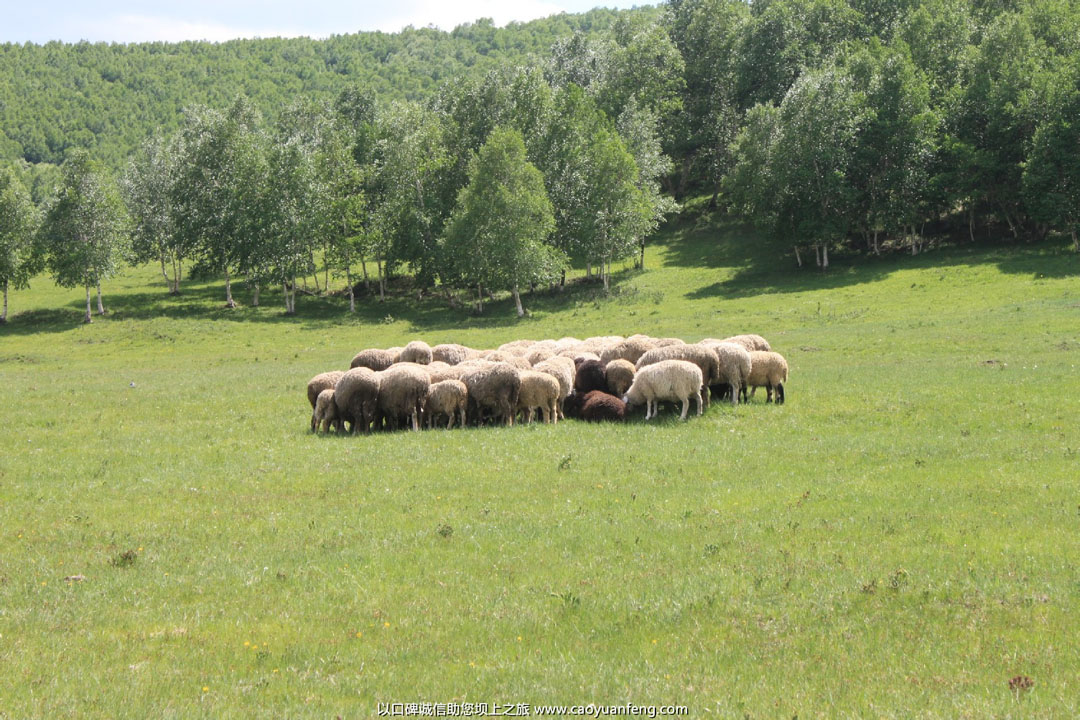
[1,212,1078,716]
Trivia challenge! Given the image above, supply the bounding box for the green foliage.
[444,127,562,314]
[0,166,41,298]
[37,150,128,308]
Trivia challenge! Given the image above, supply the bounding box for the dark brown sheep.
[578,391,627,422]
[573,359,608,395]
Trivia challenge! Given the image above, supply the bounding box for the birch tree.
[0,167,40,323]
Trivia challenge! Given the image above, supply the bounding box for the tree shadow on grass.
[0,270,644,337]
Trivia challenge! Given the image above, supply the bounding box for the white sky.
[5,0,651,44]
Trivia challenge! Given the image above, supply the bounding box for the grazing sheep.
[722,334,771,352]
[424,361,456,383]
[432,343,474,365]
[574,359,608,395]
[497,340,534,356]
[578,390,627,423]
[376,364,430,431]
[350,348,397,372]
[312,388,340,433]
[425,379,468,429]
[306,370,345,428]
[526,346,555,366]
[701,340,752,406]
[553,337,582,353]
[745,351,788,404]
[562,392,585,419]
[334,367,381,435]
[480,350,532,369]
[600,337,656,365]
[651,337,686,348]
[516,370,561,424]
[635,343,719,409]
[623,359,704,421]
[399,340,433,365]
[533,356,574,419]
[604,359,636,396]
[462,363,521,426]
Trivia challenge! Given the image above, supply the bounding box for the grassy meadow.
[2,208,1079,718]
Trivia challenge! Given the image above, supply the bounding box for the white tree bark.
[822,243,829,269]
[84,285,92,323]
[794,245,802,267]
[96,279,106,315]
[512,284,524,317]
[1,282,7,323]
[347,267,355,312]
[224,267,236,308]
[252,283,260,307]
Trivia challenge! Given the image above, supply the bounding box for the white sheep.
[312,388,340,433]
[722,334,771,352]
[425,379,468,429]
[399,340,433,365]
[533,356,574,420]
[701,340,752,406]
[516,370,561,424]
[622,359,703,421]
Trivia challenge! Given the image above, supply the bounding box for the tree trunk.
[586,261,592,279]
[347,267,355,313]
[1073,228,1078,252]
[872,230,879,255]
[170,256,180,294]
[794,245,802,268]
[160,252,169,290]
[361,257,370,290]
[477,283,483,314]
[639,238,646,270]
[324,263,329,295]
[969,206,975,243]
[603,260,610,292]
[252,283,260,307]
[822,243,829,269]
[815,244,821,267]
[377,260,385,301]
[512,284,524,317]
[84,285,92,323]
[96,279,106,315]
[224,267,236,308]
[559,269,566,291]
[1,281,7,323]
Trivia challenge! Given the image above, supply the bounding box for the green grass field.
[2,209,1079,718]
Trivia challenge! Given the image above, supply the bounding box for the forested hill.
[0,7,649,169]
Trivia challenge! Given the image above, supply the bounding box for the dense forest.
[1,0,1079,322]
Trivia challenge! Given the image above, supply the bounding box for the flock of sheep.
[305,334,789,434]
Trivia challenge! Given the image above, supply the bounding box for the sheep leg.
[459,407,466,428]
[550,401,558,424]
[730,381,739,406]
[701,383,710,408]
[696,389,703,415]
[310,412,317,432]
[410,410,419,431]
[776,383,785,405]
[680,397,690,420]
[766,384,774,403]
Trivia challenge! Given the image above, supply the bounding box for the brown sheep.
[431,343,474,365]
[578,390,627,422]
[516,370,560,424]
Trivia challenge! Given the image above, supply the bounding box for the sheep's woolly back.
[334,367,381,433]
[722,334,771,352]
[497,340,534,357]
[599,337,656,365]
[462,362,522,425]
[651,337,686,348]
[579,391,627,422]
[636,343,720,385]
[624,360,703,405]
[747,351,789,386]
[526,347,555,366]
[425,361,455,383]
[432,343,474,365]
[554,337,582,352]
[376,364,430,429]
[705,341,752,388]
[517,370,561,423]
[604,359,636,396]
[534,357,573,403]
[350,348,397,372]
[400,340,433,365]
[307,370,345,408]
